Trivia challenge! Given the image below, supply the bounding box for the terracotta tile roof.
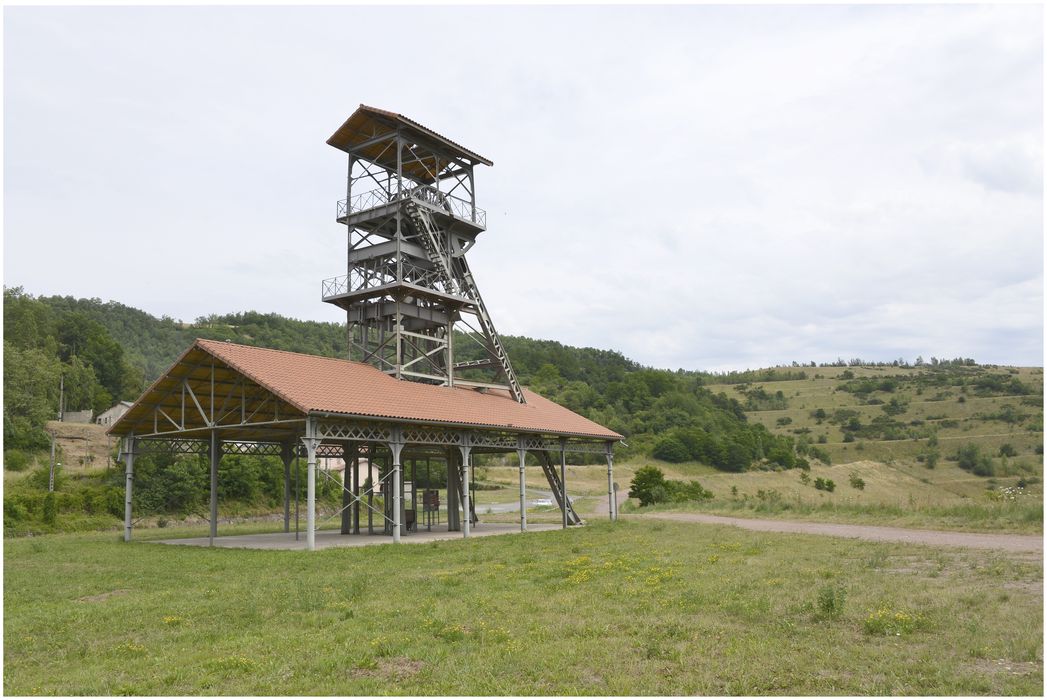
[190,339,620,440]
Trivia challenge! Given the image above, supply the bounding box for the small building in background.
[62,409,95,424]
[96,401,133,427]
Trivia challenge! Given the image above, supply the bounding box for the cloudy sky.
[4,4,1043,371]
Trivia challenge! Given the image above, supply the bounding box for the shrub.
[628,466,712,506]
[956,443,994,476]
[42,492,57,526]
[817,585,846,619]
[775,417,793,427]
[814,478,836,492]
[4,449,31,472]
[671,480,713,502]
[808,446,831,465]
[25,465,63,491]
[999,443,1018,458]
[629,466,669,507]
[799,471,811,486]
[849,473,865,490]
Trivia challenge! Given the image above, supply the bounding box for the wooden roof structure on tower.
[326,105,493,183]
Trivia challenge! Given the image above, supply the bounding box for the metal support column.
[294,450,300,540]
[560,438,568,530]
[605,442,616,522]
[388,428,404,543]
[517,438,527,532]
[446,448,460,531]
[351,443,360,534]
[122,436,136,542]
[340,445,352,535]
[281,442,292,533]
[302,421,321,551]
[209,431,221,546]
[458,437,472,538]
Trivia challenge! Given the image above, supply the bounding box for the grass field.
[3,519,1042,695]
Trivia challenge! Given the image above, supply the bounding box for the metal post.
[209,431,220,546]
[368,444,374,535]
[122,436,136,542]
[352,443,360,534]
[459,439,472,538]
[389,429,404,543]
[560,439,568,529]
[340,446,352,535]
[606,442,616,522]
[282,443,292,533]
[48,431,57,492]
[294,450,300,541]
[302,424,321,551]
[517,440,527,532]
[446,448,460,531]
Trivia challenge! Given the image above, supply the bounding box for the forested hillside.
[3,288,793,468]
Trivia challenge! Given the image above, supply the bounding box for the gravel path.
[639,511,1043,554]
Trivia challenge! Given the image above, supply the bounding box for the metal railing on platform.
[336,186,486,228]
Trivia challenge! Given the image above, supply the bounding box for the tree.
[652,436,689,463]
[3,342,61,450]
[628,466,668,507]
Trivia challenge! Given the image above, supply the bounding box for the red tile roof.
[183,339,620,440]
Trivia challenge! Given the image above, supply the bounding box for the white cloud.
[3,4,1042,370]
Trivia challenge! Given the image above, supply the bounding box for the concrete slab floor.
[154,522,564,550]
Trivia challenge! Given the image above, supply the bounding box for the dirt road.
[639,511,1043,554]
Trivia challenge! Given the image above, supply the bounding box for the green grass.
[624,494,1044,533]
[4,520,1042,694]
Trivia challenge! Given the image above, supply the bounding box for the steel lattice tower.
[322,106,524,403]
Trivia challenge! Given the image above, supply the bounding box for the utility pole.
[48,431,57,492]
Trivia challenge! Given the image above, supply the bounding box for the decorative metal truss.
[321,111,524,402]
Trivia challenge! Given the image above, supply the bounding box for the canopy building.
[109,107,621,550]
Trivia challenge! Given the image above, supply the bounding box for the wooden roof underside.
[327,105,492,183]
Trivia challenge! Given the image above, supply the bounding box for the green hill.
[4,287,1042,535]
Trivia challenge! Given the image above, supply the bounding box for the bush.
[817,585,846,619]
[629,466,669,507]
[956,443,994,476]
[628,466,713,506]
[814,478,836,492]
[999,444,1018,458]
[25,465,63,491]
[42,492,57,526]
[849,473,865,490]
[808,446,831,465]
[4,449,31,472]
[671,480,713,502]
